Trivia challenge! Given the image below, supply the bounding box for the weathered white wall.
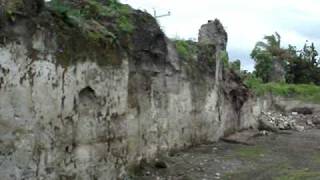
[0,22,258,180]
[0,34,130,179]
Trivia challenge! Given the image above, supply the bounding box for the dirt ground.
[131,129,320,180]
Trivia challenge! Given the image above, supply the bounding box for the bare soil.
[132,128,320,180]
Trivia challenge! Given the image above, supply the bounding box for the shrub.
[48,0,135,42]
[173,39,197,61]
[220,50,229,68]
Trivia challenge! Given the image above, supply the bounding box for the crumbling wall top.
[198,19,228,50]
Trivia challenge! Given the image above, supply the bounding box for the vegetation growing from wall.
[173,39,198,60]
[2,0,24,22]
[230,59,241,73]
[220,50,229,68]
[1,0,44,23]
[170,32,320,104]
[173,38,243,79]
[48,0,135,43]
[44,0,137,66]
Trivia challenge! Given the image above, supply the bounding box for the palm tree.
[252,32,289,60]
[251,32,289,82]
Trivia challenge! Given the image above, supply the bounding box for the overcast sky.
[120,0,320,71]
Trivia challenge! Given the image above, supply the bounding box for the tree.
[251,32,289,82]
[286,42,320,85]
[285,44,299,83]
[252,33,320,85]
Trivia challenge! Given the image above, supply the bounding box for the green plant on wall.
[45,0,136,66]
[230,59,241,73]
[117,15,134,33]
[3,0,24,22]
[48,0,135,43]
[173,39,198,61]
[220,50,229,68]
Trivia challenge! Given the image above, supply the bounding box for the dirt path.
[131,129,320,180]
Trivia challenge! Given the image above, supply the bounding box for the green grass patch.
[223,145,267,161]
[222,162,289,180]
[312,152,320,164]
[244,77,320,103]
[48,0,135,41]
[274,169,320,180]
[223,161,320,180]
[224,166,320,180]
[173,39,198,61]
[235,146,266,159]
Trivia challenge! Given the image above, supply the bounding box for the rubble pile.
[259,111,320,132]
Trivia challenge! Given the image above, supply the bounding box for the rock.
[259,130,269,136]
[222,130,258,145]
[291,107,313,115]
[259,111,320,132]
[154,160,168,169]
[306,120,314,126]
[283,121,290,129]
[258,117,279,132]
[295,125,305,132]
[312,118,320,125]
[258,111,315,131]
[278,124,285,130]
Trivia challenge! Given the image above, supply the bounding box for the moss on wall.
[2,0,24,21]
[48,0,134,39]
[46,0,138,66]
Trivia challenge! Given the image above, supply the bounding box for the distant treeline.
[249,33,320,85]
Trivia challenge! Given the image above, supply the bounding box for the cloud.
[121,0,320,71]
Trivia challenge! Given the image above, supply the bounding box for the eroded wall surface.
[0,7,258,180]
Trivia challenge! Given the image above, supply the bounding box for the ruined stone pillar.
[198,19,227,51]
[269,58,286,82]
[198,19,228,85]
